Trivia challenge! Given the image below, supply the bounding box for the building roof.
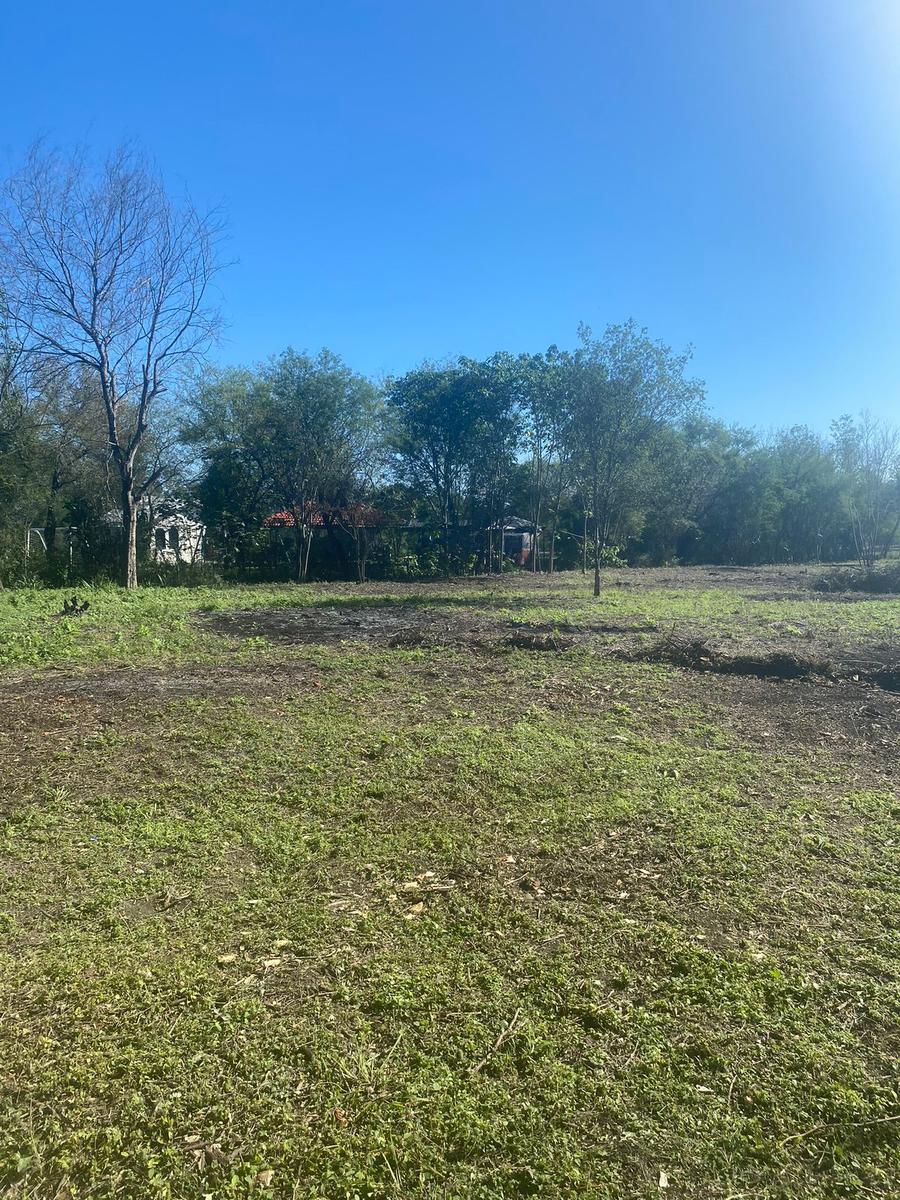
[263,503,385,529]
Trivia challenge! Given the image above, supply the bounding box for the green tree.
[765,426,848,562]
[462,355,521,572]
[387,363,477,563]
[568,321,704,594]
[0,347,47,583]
[189,350,383,581]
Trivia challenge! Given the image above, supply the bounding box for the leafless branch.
[0,142,227,585]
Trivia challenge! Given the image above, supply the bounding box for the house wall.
[151,517,205,564]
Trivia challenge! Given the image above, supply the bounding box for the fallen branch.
[780,1112,900,1146]
[471,1007,523,1074]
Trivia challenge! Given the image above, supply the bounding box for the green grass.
[0,584,301,669]
[0,574,896,670]
[0,577,898,1198]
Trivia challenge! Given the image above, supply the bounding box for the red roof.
[263,504,384,529]
[263,510,316,528]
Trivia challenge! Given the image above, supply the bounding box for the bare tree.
[832,412,900,570]
[0,144,224,587]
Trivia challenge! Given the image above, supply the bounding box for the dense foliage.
[1,324,897,585]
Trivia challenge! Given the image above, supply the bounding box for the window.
[154,529,166,551]
[168,526,179,553]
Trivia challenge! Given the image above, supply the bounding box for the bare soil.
[202,601,500,648]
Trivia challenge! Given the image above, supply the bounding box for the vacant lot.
[0,568,898,1199]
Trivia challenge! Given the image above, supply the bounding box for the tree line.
[1,146,898,589]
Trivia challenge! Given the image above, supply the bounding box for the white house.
[150,508,205,565]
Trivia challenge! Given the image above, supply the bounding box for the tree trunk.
[44,467,62,564]
[297,523,312,583]
[593,482,601,597]
[123,492,139,590]
[303,525,314,580]
[531,455,541,574]
[356,530,369,584]
[593,521,601,596]
[44,508,58,562]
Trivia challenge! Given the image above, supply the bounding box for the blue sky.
[3,0,899,428]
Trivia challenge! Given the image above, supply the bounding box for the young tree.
[0,144,224,587]
[568,321,704,595]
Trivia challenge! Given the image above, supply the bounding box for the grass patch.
[1,573,897,671]
[0,575,898,1197]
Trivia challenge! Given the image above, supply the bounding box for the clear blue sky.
[3,0,899,428]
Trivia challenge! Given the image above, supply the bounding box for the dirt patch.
[668,669,900,779]
[503,631,576,651]
[524,620,659,635]
[599,564,828,591]
[201,603,498,649]
[870,665,900,692]
[200,605,662,653]
[0,660,322,709]
[630,634,832,681]
[0,660,326,806]
[626,633,900,693]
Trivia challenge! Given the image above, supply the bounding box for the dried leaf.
[216,954,237,965]
[658,1169,670,1189]
[255,1169,274,1187]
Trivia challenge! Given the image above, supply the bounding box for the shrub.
[813,561,900,594]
